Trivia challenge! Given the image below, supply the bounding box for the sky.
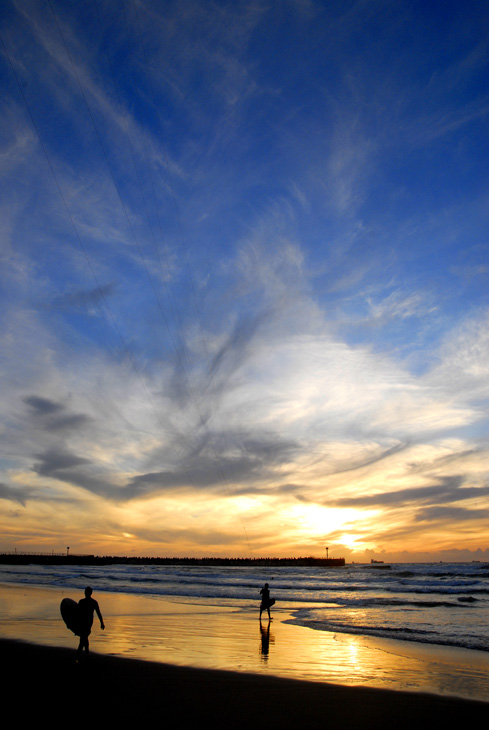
[1,0,489,561]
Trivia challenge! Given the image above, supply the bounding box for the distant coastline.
[0,553,345,567]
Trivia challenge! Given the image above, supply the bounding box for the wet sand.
[1,582,489,714]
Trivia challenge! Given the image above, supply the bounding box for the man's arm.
[95,601,105,630]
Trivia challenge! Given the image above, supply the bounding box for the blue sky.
[1,0,488,559]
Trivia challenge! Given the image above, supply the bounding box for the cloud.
[8,248,487,517]
[32,446,118,499]
[366,289,437,325]
[50,284,116,311]
[127,525,241,547]
[427,309,489,397]
[24,395,92,432]
[330,475,489,508]
[0,482,31,506]
[124,429,300,499]
[415,505,489,522]
[24,395,63,415]
[33,448,91,476]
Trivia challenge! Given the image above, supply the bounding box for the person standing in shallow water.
[260,582,273,621]
[77,586,105,660]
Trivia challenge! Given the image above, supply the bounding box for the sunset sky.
[1,0,489,561]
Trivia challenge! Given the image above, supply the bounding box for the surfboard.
[60,597,82,635]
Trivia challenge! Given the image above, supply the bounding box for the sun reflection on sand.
[348,639,359,667]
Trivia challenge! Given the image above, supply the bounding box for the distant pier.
[0,553,345,567]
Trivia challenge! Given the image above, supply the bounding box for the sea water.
[1,561,488,653]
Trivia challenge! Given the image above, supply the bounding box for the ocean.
[1,560,488,654]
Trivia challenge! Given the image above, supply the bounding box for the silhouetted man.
[77,586,105,660]
[260,582,274,620]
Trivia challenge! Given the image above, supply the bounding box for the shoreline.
[1,582,489,703]
[3,638,488,726]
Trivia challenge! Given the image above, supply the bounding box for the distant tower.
[325,546,329,559]
[67,546,70,557]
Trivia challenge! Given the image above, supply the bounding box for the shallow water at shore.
[1,582,489,702]
[3,561,489,652]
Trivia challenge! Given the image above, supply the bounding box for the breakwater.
[0,553,345,567]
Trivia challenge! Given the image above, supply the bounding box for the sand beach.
[1,581,489,725]
[3,638,489,728]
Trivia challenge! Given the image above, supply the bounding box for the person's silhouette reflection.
[259,619,271,659]
[77,586,105,661]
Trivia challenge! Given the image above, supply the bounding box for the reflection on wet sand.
[259,619,274,661]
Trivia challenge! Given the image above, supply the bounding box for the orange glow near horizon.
[2,469,489,562]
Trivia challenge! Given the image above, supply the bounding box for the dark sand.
[4,639,488,727]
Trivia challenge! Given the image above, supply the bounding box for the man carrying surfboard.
[76,586,105,660]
